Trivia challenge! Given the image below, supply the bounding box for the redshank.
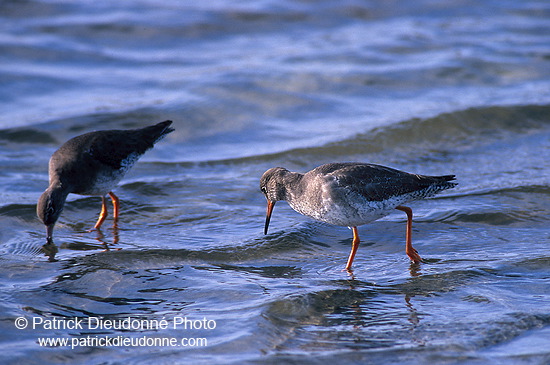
[260,163,457,270]
[37,120,174,244]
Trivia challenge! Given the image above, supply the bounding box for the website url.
[37,335,208,349]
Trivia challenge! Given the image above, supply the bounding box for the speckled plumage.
[260,162,457,270]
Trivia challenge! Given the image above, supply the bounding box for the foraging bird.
[37,120,174,243]
[260,162,456,270]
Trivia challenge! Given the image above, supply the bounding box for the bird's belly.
[73,168,127,196]
[291,195,405,227]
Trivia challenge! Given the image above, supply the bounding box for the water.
[1,0,549,364]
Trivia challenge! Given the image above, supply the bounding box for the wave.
[188,103,550,167]
[288,103,548,157]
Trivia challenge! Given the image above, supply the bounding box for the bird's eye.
[260,187,267,194]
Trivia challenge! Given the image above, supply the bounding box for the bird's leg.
[345,226,360,271]
[109,192,120,243]
[109,192,119,222]
[93,196,109,230]
[396,205,422,263]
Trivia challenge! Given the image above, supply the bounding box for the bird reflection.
[41,242,58,262]
[409,261,422,277]
[40,222,120,261]
[94,222,120,248]
[405,294,420,326]
[341,261,426,341]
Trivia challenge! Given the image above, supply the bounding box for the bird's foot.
[406,247,423,264]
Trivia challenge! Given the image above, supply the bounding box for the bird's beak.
[264,200,275,235]
[46,224,54,244]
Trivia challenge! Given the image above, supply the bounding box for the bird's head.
[37,185,68,243]
[260,167,291,235]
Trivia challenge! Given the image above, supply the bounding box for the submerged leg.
[109,192,119,222]
[94,196,109,230]
[345,226,361,271]
[396,205,422,263]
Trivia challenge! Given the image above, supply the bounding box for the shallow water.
[1,1,549,364]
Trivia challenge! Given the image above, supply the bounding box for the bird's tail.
[142,120,175,145]
[436,174,457,187]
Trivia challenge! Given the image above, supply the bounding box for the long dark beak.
[264,200,275,235]
[46,224,54,244]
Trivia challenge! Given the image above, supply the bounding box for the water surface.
[1,1,549,364]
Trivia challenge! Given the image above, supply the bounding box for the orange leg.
[94,196,109,230]
[345,226,360,271]
[109,192,119,222]
[396,205,422,263]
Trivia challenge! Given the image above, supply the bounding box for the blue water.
[1,1,549,364]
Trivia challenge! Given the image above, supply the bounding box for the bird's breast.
[287,183,406,227]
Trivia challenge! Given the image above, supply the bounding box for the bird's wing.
[86,130,148,169]
[324,163,449,202]
[87,121,173,169]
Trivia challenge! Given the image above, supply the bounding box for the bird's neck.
[48,179,71,195]
[280,172,304,201]
[37,181,71,227]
